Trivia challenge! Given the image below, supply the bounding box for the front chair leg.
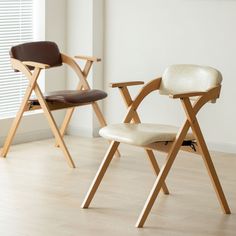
[1,108,25,157]
[1,89,36,157]
[43,108,76,168]
[136,148,179,228]
[34,86,76,168]
[82,141,120,208]
[136,121,190,228]
[1,68,40,157]
[145,149,169,195]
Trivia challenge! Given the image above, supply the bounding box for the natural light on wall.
[0,0,33,118]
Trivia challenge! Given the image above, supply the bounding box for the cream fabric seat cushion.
[99,123,195,146]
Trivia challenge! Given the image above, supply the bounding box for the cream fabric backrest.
[159,65,222,100]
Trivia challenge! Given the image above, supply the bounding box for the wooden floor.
[0,136,235,236]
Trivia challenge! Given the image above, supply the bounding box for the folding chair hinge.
[182,140,197,152]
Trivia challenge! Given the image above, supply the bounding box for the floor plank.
[0,136,235,236]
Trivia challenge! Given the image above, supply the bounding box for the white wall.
[1,0,235,153]
[66,0,104,137]
[104,0,236,153]
[0,0,67,145]
[45,0,67,92]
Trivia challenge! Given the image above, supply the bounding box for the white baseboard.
[66,127,236,154]
[0,127,235,155]
[0,129,53,146]
[0,126,99,147]
[66,125,100,138]
[208,142,236,154]
[93,127,100,137]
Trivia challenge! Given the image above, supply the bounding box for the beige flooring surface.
[0,136,235,236]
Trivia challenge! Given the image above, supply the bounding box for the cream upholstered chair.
[81,64,231,227]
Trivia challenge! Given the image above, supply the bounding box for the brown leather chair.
[1,41,117,168]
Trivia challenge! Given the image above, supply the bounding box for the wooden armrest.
[22,61,50,69]
[169,91,206,99]
[74,55,101,62]
[110,81,145,88]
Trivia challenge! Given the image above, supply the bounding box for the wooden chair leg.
[1,78,38,157]
[92,102,121,157]
[198,139,231,214]
[55,107,75,147]
[81,141,120,208]
[145,149,169,194]
[182,98,231,214]
[118,90,169,193]
[136,147,180,228]
[43,108,76,168]
[34,86,76,168]
[60,108,74,136]
[136,122,190,228]
[92,102,106,127]
[1,108,25,157]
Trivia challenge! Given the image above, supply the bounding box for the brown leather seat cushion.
[29,89,107,105]
[10,41,62,70]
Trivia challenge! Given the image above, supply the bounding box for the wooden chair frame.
[0,54,119,168]
[81,78,231,227]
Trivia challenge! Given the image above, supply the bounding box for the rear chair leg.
[182,98,231,214]
[82,141,120,208]
[92,102,121,157]
[56,107,75,147]
[191,123,231,214]
[200,146,231,214]
[136,121,190,228]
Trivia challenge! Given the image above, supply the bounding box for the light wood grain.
[81,141,120,208]
[59,54,121,156]
[118,84,169,194]
[82,81,230,228]
[1,59,41,157]
[2,53,113,167]
[182,97,230,214]
[22,61,50,69]
[74,55,101,62]
[110,81,144,88]
[0,136,235,236]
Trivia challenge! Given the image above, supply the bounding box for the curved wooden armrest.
[61,53,91,89]
[110,81,144,88]
[169,91,206,99]
[74,55,101,62]
[132,78,162,108]
[10,58,32,78]
[22,61,50,69]
[123,78,162,122]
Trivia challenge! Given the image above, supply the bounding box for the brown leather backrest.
[10,41,62,70]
